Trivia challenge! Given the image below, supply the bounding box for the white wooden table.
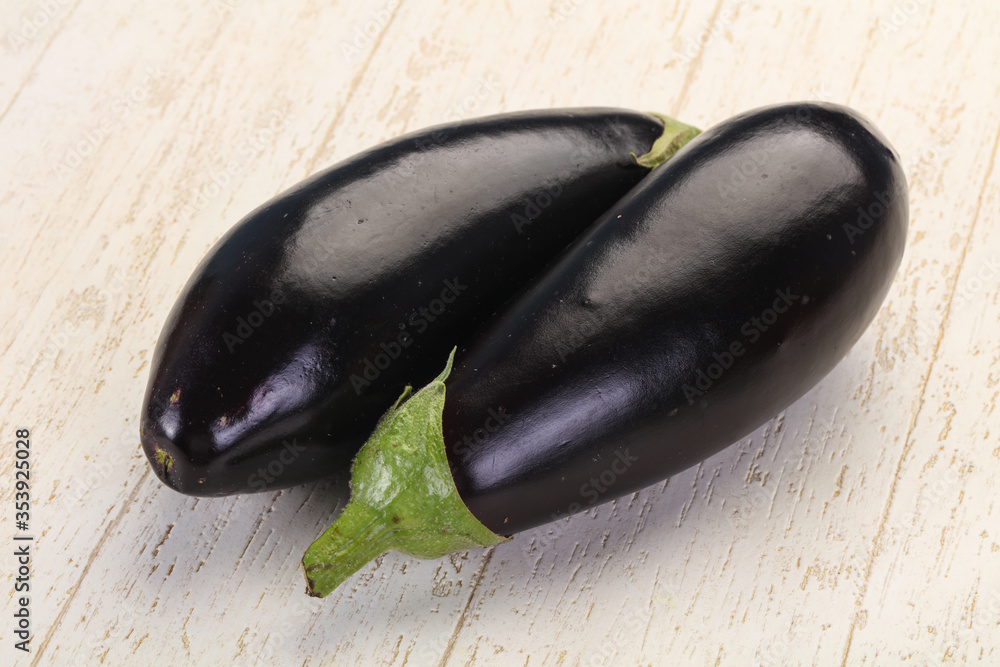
[2,1,998,665]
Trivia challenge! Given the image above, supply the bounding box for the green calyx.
[154,447,174,473]
[302,348,510,598]
[632,113,702,169]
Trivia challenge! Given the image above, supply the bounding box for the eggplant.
[302,102,907,597]
[140,108,702,496]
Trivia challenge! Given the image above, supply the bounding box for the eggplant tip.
[153,446,175,474]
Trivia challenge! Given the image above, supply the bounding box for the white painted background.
[1,0,998,665]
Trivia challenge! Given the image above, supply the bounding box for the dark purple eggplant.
[302,102,907,597]
[141,108,699,496]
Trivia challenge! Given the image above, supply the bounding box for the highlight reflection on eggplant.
[303,102,908,597]
[141,108,696,496]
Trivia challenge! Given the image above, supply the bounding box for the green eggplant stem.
[632,113,702,169]
[302,348,509,598]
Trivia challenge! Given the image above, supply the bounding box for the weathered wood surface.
[1,0,998,664]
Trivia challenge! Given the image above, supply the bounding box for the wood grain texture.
[1,0,997,665]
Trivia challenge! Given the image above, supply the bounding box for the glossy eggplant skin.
[141,109,665,496]
[442,103,908,535]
